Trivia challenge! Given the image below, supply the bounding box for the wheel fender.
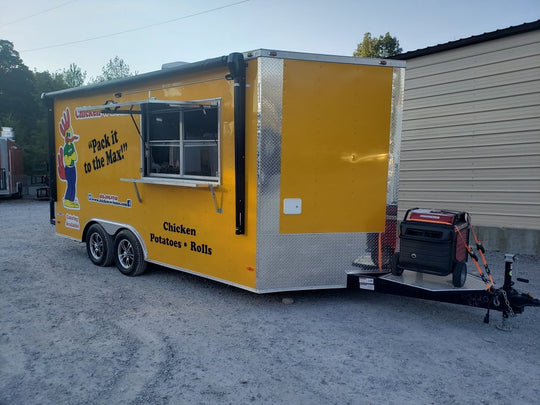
[83,219,148,260]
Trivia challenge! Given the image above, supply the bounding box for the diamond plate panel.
[256,58,283,236]
[257,232,369,291]
[387,67,405,206]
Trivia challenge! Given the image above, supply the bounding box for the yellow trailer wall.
[53,66,259,289]
[280,59,394,234]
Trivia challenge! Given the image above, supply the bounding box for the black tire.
[114,230,146,276]
[371,245,393,268]
[86,223,114,266]
[452,261,467,287]
[391,252,403,276]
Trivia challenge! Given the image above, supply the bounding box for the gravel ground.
[1,199,539,405]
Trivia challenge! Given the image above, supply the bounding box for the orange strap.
[470,225,495,286]
[455,225,494,291]
[378,233,383,271]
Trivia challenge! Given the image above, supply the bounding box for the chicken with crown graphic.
[57,107,80,209]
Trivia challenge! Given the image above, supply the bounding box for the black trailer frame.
[348,254,539,323]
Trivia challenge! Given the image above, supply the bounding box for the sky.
[1,0,539,80]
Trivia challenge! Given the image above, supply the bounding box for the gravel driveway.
[1,199,539,404]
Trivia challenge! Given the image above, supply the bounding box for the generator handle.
[403,207,418,222]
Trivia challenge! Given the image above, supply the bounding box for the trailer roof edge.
[42,54,229,100]
[243,49,405,68]
[42,49,404,100]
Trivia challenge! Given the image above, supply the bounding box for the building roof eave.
[390,19,540,60]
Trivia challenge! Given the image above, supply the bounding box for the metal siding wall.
[399,31,540,230]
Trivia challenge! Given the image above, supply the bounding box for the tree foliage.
[0,40,39,172]
[92,56,136,83]
[62,63,86,88]
[0,40,25,72]
[0,40,36,126]
[0,40,69,174]
[0,41,138,175]
[353,32,402,58]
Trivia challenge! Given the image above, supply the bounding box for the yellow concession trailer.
[43,50,405,293]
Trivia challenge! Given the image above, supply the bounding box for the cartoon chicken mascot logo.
[57,107,80,209]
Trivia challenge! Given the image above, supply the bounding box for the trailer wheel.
[114,230,146,276]
[86,223,114,266]
[452,262,467,288]
[391,253,403,276]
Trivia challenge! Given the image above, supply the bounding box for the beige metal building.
[393,20,540,255]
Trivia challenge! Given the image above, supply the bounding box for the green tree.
[0,40,39,171]
[62,63,86,87]
[0,40,37,127]
[92,56,136,83]
[0,39,26,71]
[1,40,70,174]
[353,32,402,58]
[30,70,69,173]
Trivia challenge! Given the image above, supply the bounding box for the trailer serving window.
[144,101,220,182]
[76,98,221,185]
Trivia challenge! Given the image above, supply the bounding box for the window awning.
[75,98,219,115]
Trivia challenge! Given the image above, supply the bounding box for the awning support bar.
[227,52,247,235]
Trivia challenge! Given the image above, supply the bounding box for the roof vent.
[161,61,189,70]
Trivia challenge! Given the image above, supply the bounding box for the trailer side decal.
[57,107,80,210]
[64,214,80,230]
[149,222,213,256]
[88,193,132,208]
[84,130,128,174]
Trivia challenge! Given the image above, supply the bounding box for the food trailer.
[43,49,404,292]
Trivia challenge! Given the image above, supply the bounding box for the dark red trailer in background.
[0,128,24,198]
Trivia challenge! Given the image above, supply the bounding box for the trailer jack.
[487,254,540,330]
[348,253,540,326]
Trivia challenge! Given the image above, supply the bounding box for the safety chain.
[497,289,515,318]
